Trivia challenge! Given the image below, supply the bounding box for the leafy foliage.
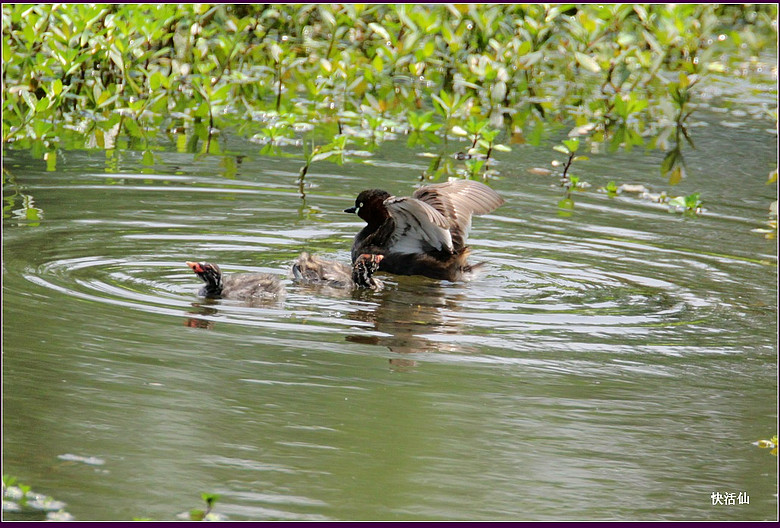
[1,4,776,186]
[2,475,73,521]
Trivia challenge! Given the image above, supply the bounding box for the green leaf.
[201,493,220,506]
[528,121,545,147]
[124,119,142,138]
[660,150,678,176]
[32,119,52,138]
[684,192,701,209]
[553,145,570,155]
[678,71,690,89]
[368,22,391,42]
[45,151,57,171]
[212,83,231,102]
[269,43,282,63]
[562,138,580,153]
[149,71,163,91]
[574,52,601,73]
[2,39,11,63]
[310,151,336,163]
[481,129,499,142]
[21,90,37,111]
[422,39,435,58]
[371,54,383,72]
[668,165,685,185]
[109,45,124,71]
[517,40,532,55]
[36,97,50,113]
[558,197,575,210]
[318,6,336,27]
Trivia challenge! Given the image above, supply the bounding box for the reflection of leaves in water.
[3,169,43,225]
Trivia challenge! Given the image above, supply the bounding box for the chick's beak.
[186,261,202,273]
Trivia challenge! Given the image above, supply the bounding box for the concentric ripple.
[16,216,742,357]
[5,153,775,369]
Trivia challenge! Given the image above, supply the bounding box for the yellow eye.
[359,202,364,208]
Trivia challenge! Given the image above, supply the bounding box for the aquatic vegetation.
[2,475,73,521]
[183,493,226,521]
[754,435,778,456]
[2,4,776,189]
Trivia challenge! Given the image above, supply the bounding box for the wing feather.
[412,179,504,250]
[385,196,454,253]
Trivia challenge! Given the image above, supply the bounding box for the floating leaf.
[558,197,575,210]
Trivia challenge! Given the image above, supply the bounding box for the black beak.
[344,206,357,214]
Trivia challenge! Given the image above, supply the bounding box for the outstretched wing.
[384,196,454,254]
[412,179,504,250]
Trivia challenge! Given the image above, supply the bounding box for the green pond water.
[2,89,777,519]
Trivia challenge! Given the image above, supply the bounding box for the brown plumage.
[344,179,504,281]
[186,261,284,300]
[291,252,384,290]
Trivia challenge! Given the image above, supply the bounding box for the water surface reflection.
[2,105,776,520]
